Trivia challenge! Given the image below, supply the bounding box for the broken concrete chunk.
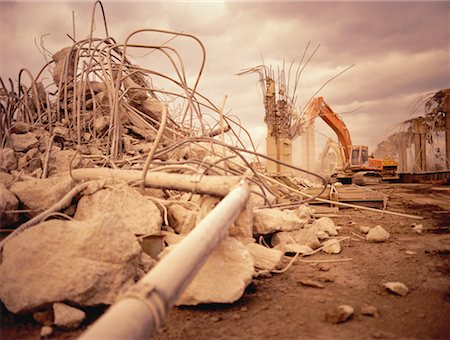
[295,204,313,221]
[412,224,423,234]
[321,239,341,254]
[361,304,380,317]
[325,305,354,323]
[52,47,75,85]
[40,326,53,337]
[272,228,321,250]
[0,171,14,188]
[383,282,409,296]
[176,237,254,306]
[167,203,197,234]
[0,215,141,313]
[10,133,40,152]
[10,175,74,216]
[367,225,390,242]
[245,243,283,271]
[312,217,338,236]
[47,150,83,176]
[0,148,17,171]
[315,230,329,240]
[75,185,162,235]
[298,279,325,289]
[53,302,85,329]
[253,208,306,234]
[359,226,371,234]
[0,183,19,227]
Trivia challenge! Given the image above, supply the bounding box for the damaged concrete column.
[80,180,251,340]
[444,91,450,170]
[413,117,427,172]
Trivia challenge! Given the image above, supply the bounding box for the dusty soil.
[1,183,450,339]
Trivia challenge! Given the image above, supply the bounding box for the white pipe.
[79,179,250,340]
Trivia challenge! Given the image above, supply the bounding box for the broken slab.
[367,225,390,242]
[53,302,86,329]
[272,228,321,250]
[245,243,283,271]
[253,208,307,235]
[0,184,19,227]
[10,133,40,152]
[0,215,141,313]
[176,237,254,306]
[74,185,162,235]
[10,175,74,216]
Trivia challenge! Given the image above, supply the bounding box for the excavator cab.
[350,145,369,167]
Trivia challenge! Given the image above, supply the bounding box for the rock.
[33,310,53,326]
[254,269,272,279]
[18,148,41,172]
[0,184,19,227]
[245,243,283,271]
[298,279,325,288]
[0,171,14,188]
[253,208,307,234]
[367,225,390,242]
[0,148,17,171]
[139,252,157,273]
[272,228,321,250]
[383,282,409,296]
[52,47,75,85]
[10,133,40,152]
[274,243,314,255]
[40,326,53,337]
[10,175,74,216]
[53,303,85,329]
[167,203,197,234]
[295,204,313,220]
[94,116,109,134]
[176,237,254,306]
[0,215,141,313]
[359,226,371,234]
[47,150,82,176]
[315,230,329,240]
[53,125,70,138]
[325,305,354,323]
[321,239,341,254]
[361,304,380,317]
[412,224,423,234]
[10,122,31,134]
[405,250,417,255]
[312,217,338,236]
[74,185,162,235]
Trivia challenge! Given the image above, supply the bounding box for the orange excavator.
[305,97,398,185]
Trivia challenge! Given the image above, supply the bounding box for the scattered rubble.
[253,208,307,234]
[383,282,409,296]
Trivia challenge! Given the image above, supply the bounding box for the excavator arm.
[304,97,352,164]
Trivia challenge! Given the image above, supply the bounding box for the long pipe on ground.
[79,179,251,340]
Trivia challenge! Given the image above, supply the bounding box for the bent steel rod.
[79,179,251,340]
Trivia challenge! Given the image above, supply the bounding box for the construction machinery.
[306,97,398,185]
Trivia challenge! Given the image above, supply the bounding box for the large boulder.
[176,237,254,306]
[0,215,141,313]
[0,184,19,227]
[74,185,162,235]
[253,208,307,235]
[10,175,74,216]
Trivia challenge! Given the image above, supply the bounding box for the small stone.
[0,183,19,227]
[361,304,380,317]
[53,302,85,329]
[366,225,390,242]
[383,282,409,296]
[405,250,417,255]
[10,132,40,152]
[40,326,53,338]
[359,226,371,234]
[254,269,272,279]
[318,264,331,271]
[210,316,222,322]
[315,230,329,240]
[325,305,354,323]
[298,279,325,288]
[321,239,341,254]
[33,310,54,326]
[412,224,423,234]
[240,306,249,312]
[231,313,242,320]
[0,148,17,171]
[246,243,283,271]
[312,217,338,236]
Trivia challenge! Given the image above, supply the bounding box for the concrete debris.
[315,230,329,240]
[412,224,423,234]
[0,215,141,313]
[359,226,371,234]
[366,225,390,242]
[167,203,197,234]
[0,171,14,188]
[53,302,86,329]
[245,243,283,271]
[321,239,342,254]
[254,269,272,279]
[33,310,53,326]
[10,132,40,152]
[383,282,409,296]
[40,326,53,338]
[0,183,19,227]
[272,228,321,250]
[74,185,162,235]
[325,305,354,323]
[298,279,325,288]
[47,149,83,176]
[10,175,74,217]
[176,237,254,306]
[0,148,17,171]
[253,208,307,234]
[405,250,418,255]
[312,217,338,236]
[361,304,380,317]
[295,204,314,220]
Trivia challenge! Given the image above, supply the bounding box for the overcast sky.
[1,0,449,154]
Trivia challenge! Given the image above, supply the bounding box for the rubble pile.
[0,1,397,334]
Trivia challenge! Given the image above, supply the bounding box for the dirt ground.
[1,183,450,339]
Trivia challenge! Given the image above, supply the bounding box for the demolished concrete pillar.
[444,91,450,170]
[413,117,427,172]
